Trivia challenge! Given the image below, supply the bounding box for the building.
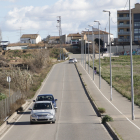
[82,29,114,46]
[20,34,41,44]
[117,3,140,45]
[0,41,10,50]
[48,36,60,44]
[67,33,82,44]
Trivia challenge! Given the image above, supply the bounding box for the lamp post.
[103,10,112,101]
[89,25,95,80]
[85,28,90,74]
[85,35,86,70]
[81,31,84,66]
[57,16,62,60]
[94,20,101,89]
[129,0,134,120]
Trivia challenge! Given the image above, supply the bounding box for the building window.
[134,29,138,33]
[134,22,140,26]
[119,22,123,25]
[127,21,129,24]
[127,36,130,39]
[119,14,123,17]
[126,14,129,17]
[134,36,140,41]
[120,36,124,39]
[119,29,124,32]
[134,29,140,33]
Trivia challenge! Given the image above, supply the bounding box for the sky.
[0,0,139,43]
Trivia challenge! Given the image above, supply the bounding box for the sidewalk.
[77,62,140,140]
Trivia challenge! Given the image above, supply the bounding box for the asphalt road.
[1,58,112,140]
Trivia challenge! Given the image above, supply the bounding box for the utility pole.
[57,16,62,60]
[19,27,22,42]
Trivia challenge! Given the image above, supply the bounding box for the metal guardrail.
[0,91,22,122]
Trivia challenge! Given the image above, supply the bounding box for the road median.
[75,63,120,140]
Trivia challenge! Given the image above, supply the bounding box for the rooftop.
[21,34,39,39]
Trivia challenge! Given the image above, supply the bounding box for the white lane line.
[80,63,140,130]
[55,64,65,140]
[0,64,56,140]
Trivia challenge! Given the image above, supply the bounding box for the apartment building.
[117,3,140,45]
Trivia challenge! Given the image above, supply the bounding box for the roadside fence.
[0,91,22,123]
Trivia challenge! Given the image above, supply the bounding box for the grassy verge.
[89,55,140,106]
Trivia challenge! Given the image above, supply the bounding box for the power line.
[124,0,129,9]
[111,17,117,24]
[105,20,109,30]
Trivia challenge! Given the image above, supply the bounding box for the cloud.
[0,0,18,2]
[1,0,140,38]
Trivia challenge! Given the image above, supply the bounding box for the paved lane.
[1,61,112,140]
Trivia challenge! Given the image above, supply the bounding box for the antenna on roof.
[37,31,39,34]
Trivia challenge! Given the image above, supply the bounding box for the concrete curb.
[75,63,120,140]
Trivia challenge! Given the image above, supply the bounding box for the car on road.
[69,59,74,63]
[33,94,58,109]
[73,58,77,63]
[29,101,56,124]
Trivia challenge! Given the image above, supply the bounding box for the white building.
[82,29,114,46]
[20,34,41,44]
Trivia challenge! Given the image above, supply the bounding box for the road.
[0,57,112,140]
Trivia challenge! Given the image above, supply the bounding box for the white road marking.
[55,64,65,140]
[80,63,140,130]
[0,65,56,140]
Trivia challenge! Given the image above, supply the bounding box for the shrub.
[102,115,113,124]
[98,108,106,113]
[0,93,6,100]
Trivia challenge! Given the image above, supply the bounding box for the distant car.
[29,101,56,124]
[73,58,77,63]
[33,94,58,109]
[69,59,74,63]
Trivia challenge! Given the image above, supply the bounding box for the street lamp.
[88,25,95,80]
[103,10,112,101]
[85,28,90,74]
[129,0,134,120]
[94,20,101,89]
[81,31,84,66]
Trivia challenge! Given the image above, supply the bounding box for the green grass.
[89,55,140,107]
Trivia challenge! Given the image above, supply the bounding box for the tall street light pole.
[81,31,84,66]
[57,16,62,60]
[103,10,112,101]
[85,28,90,74]
[85,34,86,70]
[94,20,101,89]
[89,25,95,80]
[129,0,134,120]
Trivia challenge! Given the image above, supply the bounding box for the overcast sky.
[0,0,139,43]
